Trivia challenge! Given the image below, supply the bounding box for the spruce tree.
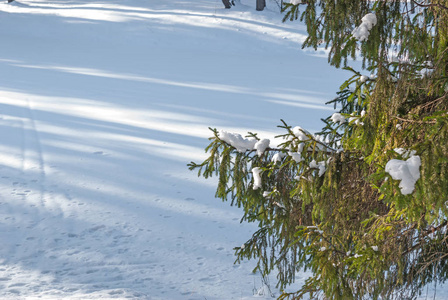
[189,1,448,299]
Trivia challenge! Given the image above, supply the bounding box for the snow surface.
[0,0,444,299]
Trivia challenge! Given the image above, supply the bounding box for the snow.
[0,0,346,296]
[385,155,421,195]
[331,112,346,124]
[394,148,417,159]
[360,75,369,83]
[219,131,269,155]
[352,13,377,41]
[254,139,270,156]
[292,126,310,140]
[271,152,286,164]
[309,160,326,177]
[0,0,442,299]
[288,151,303,163]
[348,116,364,126]
[219,130,257,153]
[252,167,263,190]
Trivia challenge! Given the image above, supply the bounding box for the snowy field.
[0,0,414,299]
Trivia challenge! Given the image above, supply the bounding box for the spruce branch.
[409,0,448,11]
[393,116,437,124]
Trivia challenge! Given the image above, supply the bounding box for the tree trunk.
[256,0,266,11]
[222,0,232,9]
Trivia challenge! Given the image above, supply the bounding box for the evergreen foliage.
[189,1,448,298]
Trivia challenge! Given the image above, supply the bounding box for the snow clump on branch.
[289,152,304,163]
[394,148,416,159]
[360,75,369,83]
[252,167,263,190]
[310,160,326,177]
[219,130,257,153]
[352,13,377,41]
[292,126,310,140]
[385,155,421,195]
[331,113,346,124]
[219,131,270,155]
[272,152,286,164]
[254,139,270,156]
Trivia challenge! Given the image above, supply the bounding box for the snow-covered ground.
[0,0,386,299]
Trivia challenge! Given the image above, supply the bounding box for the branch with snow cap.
[219,126,337,156]
[385,154,421,195]
[309,159,327,177]
[332,110,366,126]
[291,126,338,153]
[219,130,257,153]
[219,130,271,156]
[331,113,346,124]
[352,13,377,41]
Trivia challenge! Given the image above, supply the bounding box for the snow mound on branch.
[254,139,270,156]
[292,126,310,141]
[252,167,262,190]
[331,113,346,124]
[310,160,326,177]
[385,155,421,195]
[272,152,286,164]
[219,131,270,155]
[288,151,304,163]
[394,148,416,159]
[360,75,369,83]
[352,13,377,41]
[219,130,257,153]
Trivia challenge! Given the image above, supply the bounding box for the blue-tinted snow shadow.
[0,1,348,297]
